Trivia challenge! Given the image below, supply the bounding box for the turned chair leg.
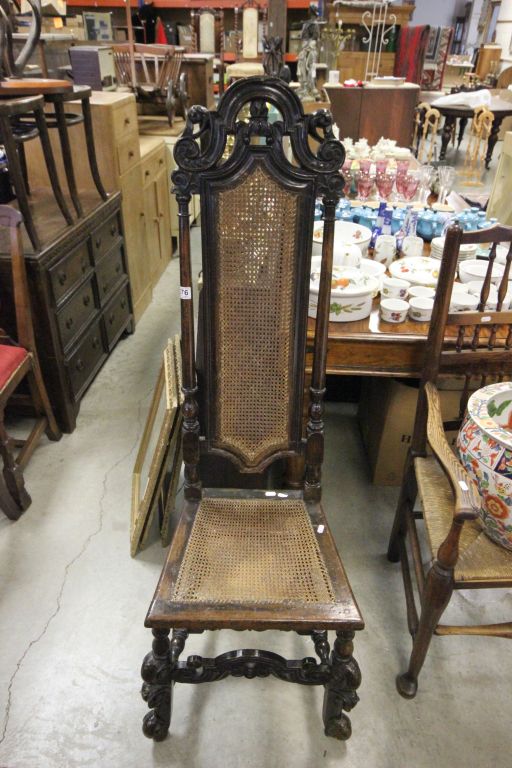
[81,97,108,201]
[396,559,454,699]
[141,628,188,741]
[323,631,361,741]
[17,143,30,196]
[33,105,74,226]
[0,415,31,512]
[387,458,416,563]
[53,100,83,218]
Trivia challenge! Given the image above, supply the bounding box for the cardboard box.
[358,378,465,486]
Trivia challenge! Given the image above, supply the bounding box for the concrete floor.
[1,209,511,768]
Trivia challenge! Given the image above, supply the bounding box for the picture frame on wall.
[130,337,182,557]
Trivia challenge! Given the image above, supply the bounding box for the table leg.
[440,116,455,161]
[485,116,504,169]
[457,117,468,149]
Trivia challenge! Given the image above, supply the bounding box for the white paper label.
[317,525,325,534]
[459,480,469,492]
[180,286,192,300]
[481,315,491,323]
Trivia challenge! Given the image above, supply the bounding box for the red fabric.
[0,345,28,391]
[155,18,167,45]
[394,25,431,84]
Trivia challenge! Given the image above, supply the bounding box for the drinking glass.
[356,172,374,201]
[376,157,388,175]
[418,164,435,204]
[402,171,420,202]
[437,165,456,205]
[376,171,394,201]
[359,158,372,174]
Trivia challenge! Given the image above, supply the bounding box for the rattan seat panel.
[213,165,299,467]
[170,497,336,605]
[415,456,512,584]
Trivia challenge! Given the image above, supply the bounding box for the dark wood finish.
[0,191,133,433]
[0,206,61,519]
[141,77,363,744]
[387,223,512,699]
[324,85,420,146]
[182,54,216,109]
[267,0,287,52]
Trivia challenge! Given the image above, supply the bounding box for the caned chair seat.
[0,345,28,391]
[146,491,362,632]
[415,456,512,586]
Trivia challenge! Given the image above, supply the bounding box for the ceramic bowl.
[359,258,386,296]
[380,298,409,323]
[381,276,410,300]
[459,259,505,284]
[312,221,372,256]
[449,293,479,312]
[309,260,378,322]
[457,382,512,550]
[408,285,435,300]
[408,296,434,321]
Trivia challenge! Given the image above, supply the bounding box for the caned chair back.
[412,223,512,455]
[172,76,345,497]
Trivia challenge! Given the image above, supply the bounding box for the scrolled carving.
[141,629,189,742]
[322,631,361,741]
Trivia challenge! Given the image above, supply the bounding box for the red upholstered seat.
[0,345,28,391]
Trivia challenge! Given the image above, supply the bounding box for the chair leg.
[323,631,361,741]
[26,362,61,441]
[81,97,108,201]
[33,105,74,226]
[53,100,83,218]
[141,628,188,742]
[0,116,40,251]
[396,559,454,699]
[17,143,30,195]
[0,416,31,512]
[387,457,416,563]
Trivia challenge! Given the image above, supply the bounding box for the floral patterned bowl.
[309,260,378,322]
[457,382,512,550]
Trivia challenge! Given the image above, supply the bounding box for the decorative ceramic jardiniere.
[457,381,512,551]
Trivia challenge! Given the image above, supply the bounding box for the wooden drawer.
[116,131,140,176]
[67,319,106,401]
[141,148,166,187]
[96,243,125,305]
[112,99,138,139]
[49,241,92,306]
[91,213,121,261]
[57,278,97,351]
[103,282,131,349]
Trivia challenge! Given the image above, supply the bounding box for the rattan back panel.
[207,163,301,469]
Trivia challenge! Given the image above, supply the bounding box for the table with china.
[307,219,510,378]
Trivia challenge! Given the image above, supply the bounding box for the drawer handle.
[120,297,127,309]
[110,224,117,236]
[92,336,100,349]
[128,150,134,159]
[75,358,84,372]
[124,117,131,125]
[145,170,150,177]
[83,295,91,307]
[109,312,115,325]
[115,263,121,273]
[102,283,109,294]
[58,270,67,286]
[81,257,88,272]
[159,158,164,166]
[95,238,101,248]
[65,317,74,330]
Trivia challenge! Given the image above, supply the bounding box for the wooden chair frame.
[388,222,512,698]
[0,205,61,519]
[140,76,363,744]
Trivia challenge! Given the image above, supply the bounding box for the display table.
[324,83,420,146]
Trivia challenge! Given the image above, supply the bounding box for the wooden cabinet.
[0,193,132,433]
[140,137,172,285]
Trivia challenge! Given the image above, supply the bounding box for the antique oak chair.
[388,222,512,698]
[0,205,61,518]
[140,76,363,742]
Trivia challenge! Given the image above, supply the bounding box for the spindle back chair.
[140,76,363,744]
[388,222,512,698]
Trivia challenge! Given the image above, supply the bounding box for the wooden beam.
[267,0,287,50]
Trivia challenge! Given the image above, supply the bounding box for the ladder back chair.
[140,76,363,744]
[387,222,512,698]
[0,205,61,519]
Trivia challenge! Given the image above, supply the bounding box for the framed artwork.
[425,27,441,62]
[130,337,181,557]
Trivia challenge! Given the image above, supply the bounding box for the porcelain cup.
[408,296,434,321]
[449,293,480,312]
[402,235,424,259]
[381,275,410,299]
[335,243,362,268]
[380,298,409,323]
[374,234,396,267]
[408,285,435,300]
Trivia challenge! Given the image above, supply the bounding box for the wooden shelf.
[67,0,264,7]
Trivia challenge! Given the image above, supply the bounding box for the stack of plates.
[431,237,478,262]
